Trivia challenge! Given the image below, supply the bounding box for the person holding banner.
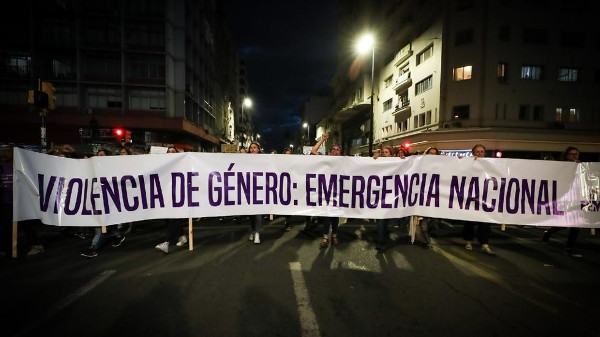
[155,147,188,253]
[375,146,395,250]
[248,142,264,244]
[81,149,126,258]
[541,146,583,258]
[417,147,442,247]
[311,133,342,248]
[462,144,496,255]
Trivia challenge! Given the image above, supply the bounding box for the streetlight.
[241,97,252,147]
[356,33,375,156]
[290,144,294,153]
[303,122,310,144]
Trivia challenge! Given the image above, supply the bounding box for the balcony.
[393,72,411,92]
[393,100,411,123]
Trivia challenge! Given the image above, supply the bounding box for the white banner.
[12,148,600,227]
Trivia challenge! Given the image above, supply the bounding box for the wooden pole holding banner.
[410,216,419,244]
[101,226,107,233]
[501,224,506,231]
[591,228,595,236]
[188,218,194,251]
[12,221,18,258]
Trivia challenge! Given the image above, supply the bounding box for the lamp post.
[241,97,252,147]
[357,34,375,157]
[290,144,294,153]
[303,122,310,145]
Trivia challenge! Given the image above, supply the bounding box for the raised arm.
[311,133,329,155]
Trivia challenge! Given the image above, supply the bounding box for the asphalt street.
[2,216,599,337]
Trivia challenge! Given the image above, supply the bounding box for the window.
[558,68,579,82]
[523,28,548,44]
[497,63,508,82]
[519,105,530,120]
[128,55,165,79]
[453,105,470,120]
[455,29,474,46]
[52,58,75,79]
[520,65,543,80]
[533,105,544,121]
[415,75,433,95]
[3,55,30,77]
[499,26,510,41]
[383,98,393,111]
[453,65,472,81]
[416,44,433,65]
[569,108,579,122]
[555,107,580,122]
[88,88,122,109]
[130,90,165,110]
[384,75,393,88]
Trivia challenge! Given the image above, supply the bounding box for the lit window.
[520,65,543,80]
[453,65,472,81]
[558,68,579,82]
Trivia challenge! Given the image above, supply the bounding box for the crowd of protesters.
[0,138,591,260]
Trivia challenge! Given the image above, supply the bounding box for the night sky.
[222,0,338,152]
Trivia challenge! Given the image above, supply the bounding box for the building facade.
[323,0,600,160]
[0,0,246,153]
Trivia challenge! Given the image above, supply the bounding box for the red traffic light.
[113,128,124,137]
[403,143,410,149]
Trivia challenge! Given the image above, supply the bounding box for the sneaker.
[155,242,169,253]
[112,235,126,247]
[284,223,291,231]
[176,235,188,247]
[481,245,496,255]
[564,248,582,258]
[81,246,98,258]
[464,242,473,251]
[248,232,255,241]
[332,236,339,246]
[253,232,261,244]
[27,245,45,256]
[320,237,329,248]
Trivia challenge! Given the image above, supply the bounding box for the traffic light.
[113,128,124,141]
[402,142,411,152]
[41,82,56,110]
[112,128,132,143]
[28,89,48,108]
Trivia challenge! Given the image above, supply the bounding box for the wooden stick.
[101,226,107,234]
[591,228,595,236]
[501,224,506,231]
[12,221,18,258]
[188,218,194,251]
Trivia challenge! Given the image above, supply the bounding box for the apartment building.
[324,0,600,160]
[0,0,243,153]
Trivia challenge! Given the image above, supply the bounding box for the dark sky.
[222,0,338,152]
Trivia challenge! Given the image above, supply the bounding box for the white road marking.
[289,262,321,337]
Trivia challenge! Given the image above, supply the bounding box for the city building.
[322,0,600,160]
[0,0,247,154]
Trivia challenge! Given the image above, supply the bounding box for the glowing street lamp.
[303,122,310,144]
[356,33,375,156]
